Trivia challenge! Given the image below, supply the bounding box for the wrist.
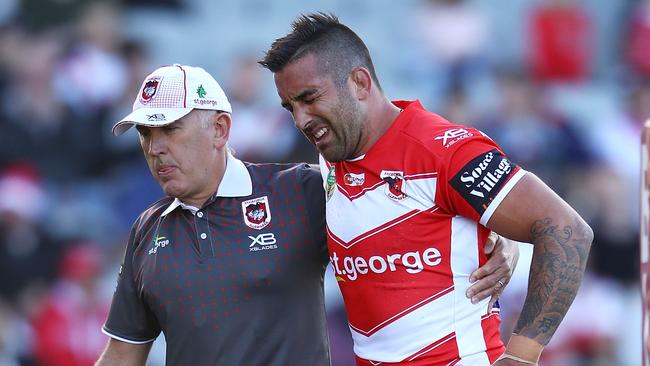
[501,334,543,364]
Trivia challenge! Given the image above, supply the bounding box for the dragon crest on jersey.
[140,77,161,103]
[380,170,407,200]
[241,196,272,230]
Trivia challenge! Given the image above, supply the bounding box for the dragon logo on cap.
[141,77,161,103]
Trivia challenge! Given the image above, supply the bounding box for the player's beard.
[319,90,365,162]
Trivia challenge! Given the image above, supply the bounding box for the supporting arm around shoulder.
[95,338,152,366]
[487,173,593,364]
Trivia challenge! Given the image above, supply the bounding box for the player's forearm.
[513,215,592,345]
[95,339,151,366]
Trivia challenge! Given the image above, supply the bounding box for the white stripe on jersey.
[326,175,437,243]
[450,216,491,365]
[350,287,456,362]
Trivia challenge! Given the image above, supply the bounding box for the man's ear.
[212,112,231,149]
[350,67,372,100]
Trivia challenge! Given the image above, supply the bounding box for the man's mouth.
[157,165,176,176]
[313,127,328,142]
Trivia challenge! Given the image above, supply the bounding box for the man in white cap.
[95,64,518,365]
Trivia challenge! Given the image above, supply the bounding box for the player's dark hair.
[259,12,381,90]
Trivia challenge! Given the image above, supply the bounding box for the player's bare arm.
[486,173,593,365]
[95,338,151,366]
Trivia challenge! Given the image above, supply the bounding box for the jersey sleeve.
[298,163,328,265]
[433,129,527,225]
[102,217,161,344]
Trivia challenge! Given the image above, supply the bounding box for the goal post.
[642,119,650,366]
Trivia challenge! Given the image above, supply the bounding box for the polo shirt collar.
[160,152,252,217]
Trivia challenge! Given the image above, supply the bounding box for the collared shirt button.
[200,233,207,239]
[197,211,204,218]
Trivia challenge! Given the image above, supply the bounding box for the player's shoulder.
[395,101,482,152]
[406,119,491,159]
[244,162,320,188]
[133,196,175,231]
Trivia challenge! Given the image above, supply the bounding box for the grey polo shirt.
[103,154,330,365]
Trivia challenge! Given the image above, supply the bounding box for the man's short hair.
[259,12,381,90]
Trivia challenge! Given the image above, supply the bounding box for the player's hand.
[466,232,519,309]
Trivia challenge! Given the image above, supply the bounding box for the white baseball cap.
[112,64,232,135]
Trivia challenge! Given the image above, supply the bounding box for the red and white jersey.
[319,100,526,365]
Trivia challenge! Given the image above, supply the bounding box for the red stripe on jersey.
[330,208,454,335]
[481,313,506,363]
[354,332,461,365]
[349,285,454,336]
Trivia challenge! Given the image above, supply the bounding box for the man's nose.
[292,107,310,130]
[148,133,166,156]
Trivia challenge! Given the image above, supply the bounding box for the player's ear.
[350,67,372,100]
[212,111,231,149]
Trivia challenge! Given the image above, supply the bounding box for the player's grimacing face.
[273,53,365,162]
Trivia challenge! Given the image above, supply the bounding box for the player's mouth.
[313,127,329,145]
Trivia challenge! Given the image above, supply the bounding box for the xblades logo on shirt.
[434,128,473,148]
[248,233,278,252]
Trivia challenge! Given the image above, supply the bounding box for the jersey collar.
[161,151,252,216]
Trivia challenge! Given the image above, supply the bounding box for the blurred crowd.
[0,0,645,365]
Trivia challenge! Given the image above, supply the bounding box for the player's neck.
[361,96,401,153]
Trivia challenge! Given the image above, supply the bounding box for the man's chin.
[161,182,183,198]
[319,149,345,162]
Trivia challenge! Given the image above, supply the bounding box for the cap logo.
[196,84,207,98]
[141,77,161,103]
[147,114,166,122]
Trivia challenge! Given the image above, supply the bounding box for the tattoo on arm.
[514,217,592,345]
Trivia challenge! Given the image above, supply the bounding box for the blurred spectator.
[225,54,301,162]
[626,0,650,77]
[31,242,110,366]
[528,0,593,83]
[0,164,60,303]
[124,0,187,9]
[0,31,108,183]
[411,0,491,107]
[53,1,129,114]
[19,0,88,33]
[475,68,591,192]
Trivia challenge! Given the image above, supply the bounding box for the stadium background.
[0,0,644,365]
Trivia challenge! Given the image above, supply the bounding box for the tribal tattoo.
[514,216,592,345]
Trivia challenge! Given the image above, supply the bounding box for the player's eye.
[136,126,150,137]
